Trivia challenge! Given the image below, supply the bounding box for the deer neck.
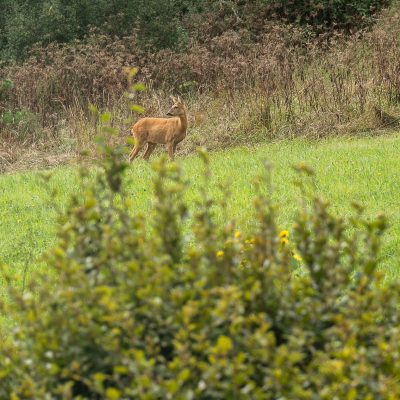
[178,110,188,134]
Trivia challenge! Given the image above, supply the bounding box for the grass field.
[1,133,400,282]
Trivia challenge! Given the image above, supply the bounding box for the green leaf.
[130,105,145,114]
[128,67,139,80]
[88,103,98,114]
[216,336,233,354]
[106,388,121,400]
[100,112,112,123]
[132,83,146,92]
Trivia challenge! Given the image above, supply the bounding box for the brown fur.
[129,96,188,162]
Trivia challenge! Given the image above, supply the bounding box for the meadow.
[3,1,400,396]
[2,132,400,282]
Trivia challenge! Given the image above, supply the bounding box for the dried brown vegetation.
[1,8,400,172]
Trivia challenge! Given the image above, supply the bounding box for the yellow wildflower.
[293,253,302,262]
[234,231,241,239]
[279,230,289,239]
[280,237,289,245]
[216,250,224,258]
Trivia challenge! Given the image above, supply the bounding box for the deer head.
[166,96,185,117]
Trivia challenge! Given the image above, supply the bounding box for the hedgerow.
[1,124,400,398]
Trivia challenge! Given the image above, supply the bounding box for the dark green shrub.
[0,78,13,105]
[0,0,198,60]
[264,0,389,31]
[1,131,400,398]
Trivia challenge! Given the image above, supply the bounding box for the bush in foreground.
[1,142,399,399]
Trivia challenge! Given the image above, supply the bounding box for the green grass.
[1,133,400,281]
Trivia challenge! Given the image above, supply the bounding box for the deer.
[129,96,188,162]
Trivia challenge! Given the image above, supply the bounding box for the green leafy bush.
[1,130,400,398]
[0,0,199,60]
[264,0,389,31]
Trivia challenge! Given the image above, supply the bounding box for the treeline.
[0,0,388,61]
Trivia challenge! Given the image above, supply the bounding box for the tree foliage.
[266,0,389,29]
[0,0,389,60]
[0,0,198,60]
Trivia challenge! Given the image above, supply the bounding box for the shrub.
[0,0,202,60]
[263,0,389,31]
[1,131,400,398]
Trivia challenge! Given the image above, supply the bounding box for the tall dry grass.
[1,8,400,172]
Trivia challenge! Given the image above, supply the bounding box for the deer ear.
[177,95,183,103]
[170,95,177,103]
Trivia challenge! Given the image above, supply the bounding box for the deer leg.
[167,142,175,161]
[129,142,144,162]
[143,143,157,161]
